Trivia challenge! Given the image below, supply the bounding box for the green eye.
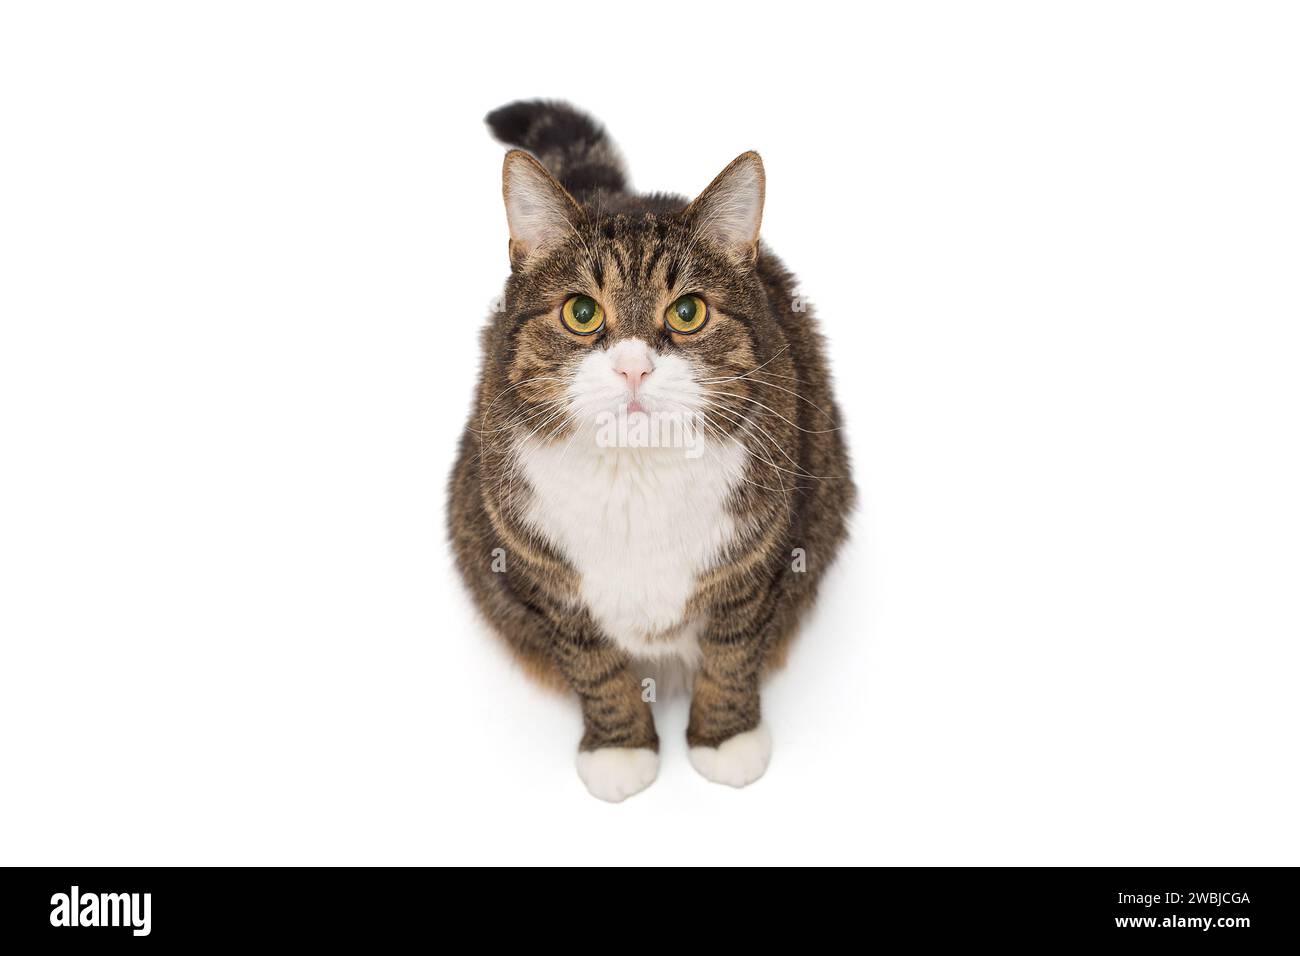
[561,295,604,335]
[665,294,708,334]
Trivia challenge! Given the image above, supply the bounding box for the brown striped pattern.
[449,103,854,762]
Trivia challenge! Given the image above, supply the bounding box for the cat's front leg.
[687,616,773,789]
[553,628,659,803]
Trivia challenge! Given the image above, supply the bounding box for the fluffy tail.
[485,100,628,197]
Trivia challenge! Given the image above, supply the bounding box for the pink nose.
[613,354,653,395]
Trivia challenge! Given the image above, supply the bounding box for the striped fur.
[448,101,854,798]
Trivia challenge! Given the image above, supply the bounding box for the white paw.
[575,747,659,803]
[689,724,772,788]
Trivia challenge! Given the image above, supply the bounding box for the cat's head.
[487,150,773,448]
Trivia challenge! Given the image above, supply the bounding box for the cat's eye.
[561,294,604,335]
[665,294,709,334]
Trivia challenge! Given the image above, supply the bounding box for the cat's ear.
[685,151,765,263]
[502,149,584,268]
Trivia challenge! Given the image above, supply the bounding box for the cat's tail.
[485,100,628,197]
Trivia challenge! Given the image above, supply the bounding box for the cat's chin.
[576,399,662,418]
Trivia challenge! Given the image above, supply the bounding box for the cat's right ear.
[502,150,584,269]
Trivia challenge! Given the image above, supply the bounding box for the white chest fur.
[517,435,749,662]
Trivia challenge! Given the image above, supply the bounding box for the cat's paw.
[688,724,772,788]
[575,747,659,803]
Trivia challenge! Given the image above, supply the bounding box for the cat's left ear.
[685,151,765,264]
[502,149,585,269]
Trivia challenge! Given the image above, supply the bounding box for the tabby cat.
[448,101,854,801]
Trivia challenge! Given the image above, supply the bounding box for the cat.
[448,100,854,801]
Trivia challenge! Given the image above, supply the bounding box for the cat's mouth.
[582,390,694,421]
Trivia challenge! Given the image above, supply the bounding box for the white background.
[2,2,1297,866]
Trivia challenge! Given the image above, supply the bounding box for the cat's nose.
[613,353,654,395]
